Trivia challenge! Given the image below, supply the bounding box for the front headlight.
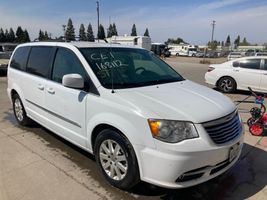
[148,119,199,143]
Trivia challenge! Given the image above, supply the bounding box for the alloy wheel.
[99,139,128,181]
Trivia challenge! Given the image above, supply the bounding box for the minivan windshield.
[79,47,184,89]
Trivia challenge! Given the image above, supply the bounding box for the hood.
[113,80,236,123]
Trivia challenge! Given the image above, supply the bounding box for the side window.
[239,59,261,70]
[10,46,30,71]
[264,60,267,70]
[52,48,87,84]
[27,46,54,77]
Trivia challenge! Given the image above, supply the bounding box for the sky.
[1,0,267,45]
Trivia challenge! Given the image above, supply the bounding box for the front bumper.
[135,124,244,189]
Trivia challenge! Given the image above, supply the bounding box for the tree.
[65,18,75,41]
[107,23,118,37]
[97,24,106,39]
[144,28,150,37]
[112,23,118,36]
[208,40,218,50]
[221,41,224,47]
[4,29,9,42]
[234,35,240,47]
[131,24,137,36]
[165,37,186,44]
[79,24,86,41]
[225,35,231,46]
[240,37,249,46]
[0,28,5,42]
[15,26,24,43]
[44,31,49,40]
[86,23,94,42]
[107,24,113,38]
[23,29,30,42]
[9,28,15,42]
[38,30,45,41]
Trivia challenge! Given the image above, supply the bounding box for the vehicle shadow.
[3,110,267,200]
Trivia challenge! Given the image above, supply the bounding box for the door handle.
[47,87,55,94]
[37,84,44,90]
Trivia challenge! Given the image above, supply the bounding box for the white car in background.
[227,52,242,61]
[205,56,267,93]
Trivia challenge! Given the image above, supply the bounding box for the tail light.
[208,66,215,72]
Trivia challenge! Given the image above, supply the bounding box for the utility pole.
[96,1,99,41]
[211,20,216,42]
[62,25,66,42]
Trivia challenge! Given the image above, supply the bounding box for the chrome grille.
[202,111,242,145]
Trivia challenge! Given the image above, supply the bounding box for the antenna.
[108,16,115,93]
[109,39,115,93]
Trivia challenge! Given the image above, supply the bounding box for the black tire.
[217,77,236,93]
[176,53,179,56]
[12,93,32,126]
[94,129,140,190]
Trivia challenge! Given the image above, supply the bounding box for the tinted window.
[10,46,30,71]
[264,60,267,70]
[239,59,261,70]
[27,46,54,77]
[52,48,88,84]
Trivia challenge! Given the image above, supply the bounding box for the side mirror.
[233,61,239,67]
[62,74,84,89]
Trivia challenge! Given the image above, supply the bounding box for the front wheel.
[94,129,140,190]
[217,77,236,93]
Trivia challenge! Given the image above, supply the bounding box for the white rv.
[106,35,151,51]
[168,44,198,57]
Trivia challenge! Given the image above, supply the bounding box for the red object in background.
[249,123,264,136]
[262,114,267,124]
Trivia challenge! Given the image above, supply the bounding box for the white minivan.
[7,42,244,189]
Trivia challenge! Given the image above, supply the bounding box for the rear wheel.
[12,93,32,126]
[94,129,140,190]
[176,53,179,56]
[217,77,236,93]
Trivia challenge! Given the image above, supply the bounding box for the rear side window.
[239,59,261,70]
[10,46,30,71]
[27,46,54,78]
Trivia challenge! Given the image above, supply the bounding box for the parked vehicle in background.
[205,51,218,58]
[227,52,242,61]
[151,43,171,57]
[168,44,197,57]
[106,35,151,51]
[8,42,244,190]
[245,49,260,56]
[255,52,267,56]
[205,56,267,93]
[196,51,205,57]
[0,43,17,72]
[0,43,18,59]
